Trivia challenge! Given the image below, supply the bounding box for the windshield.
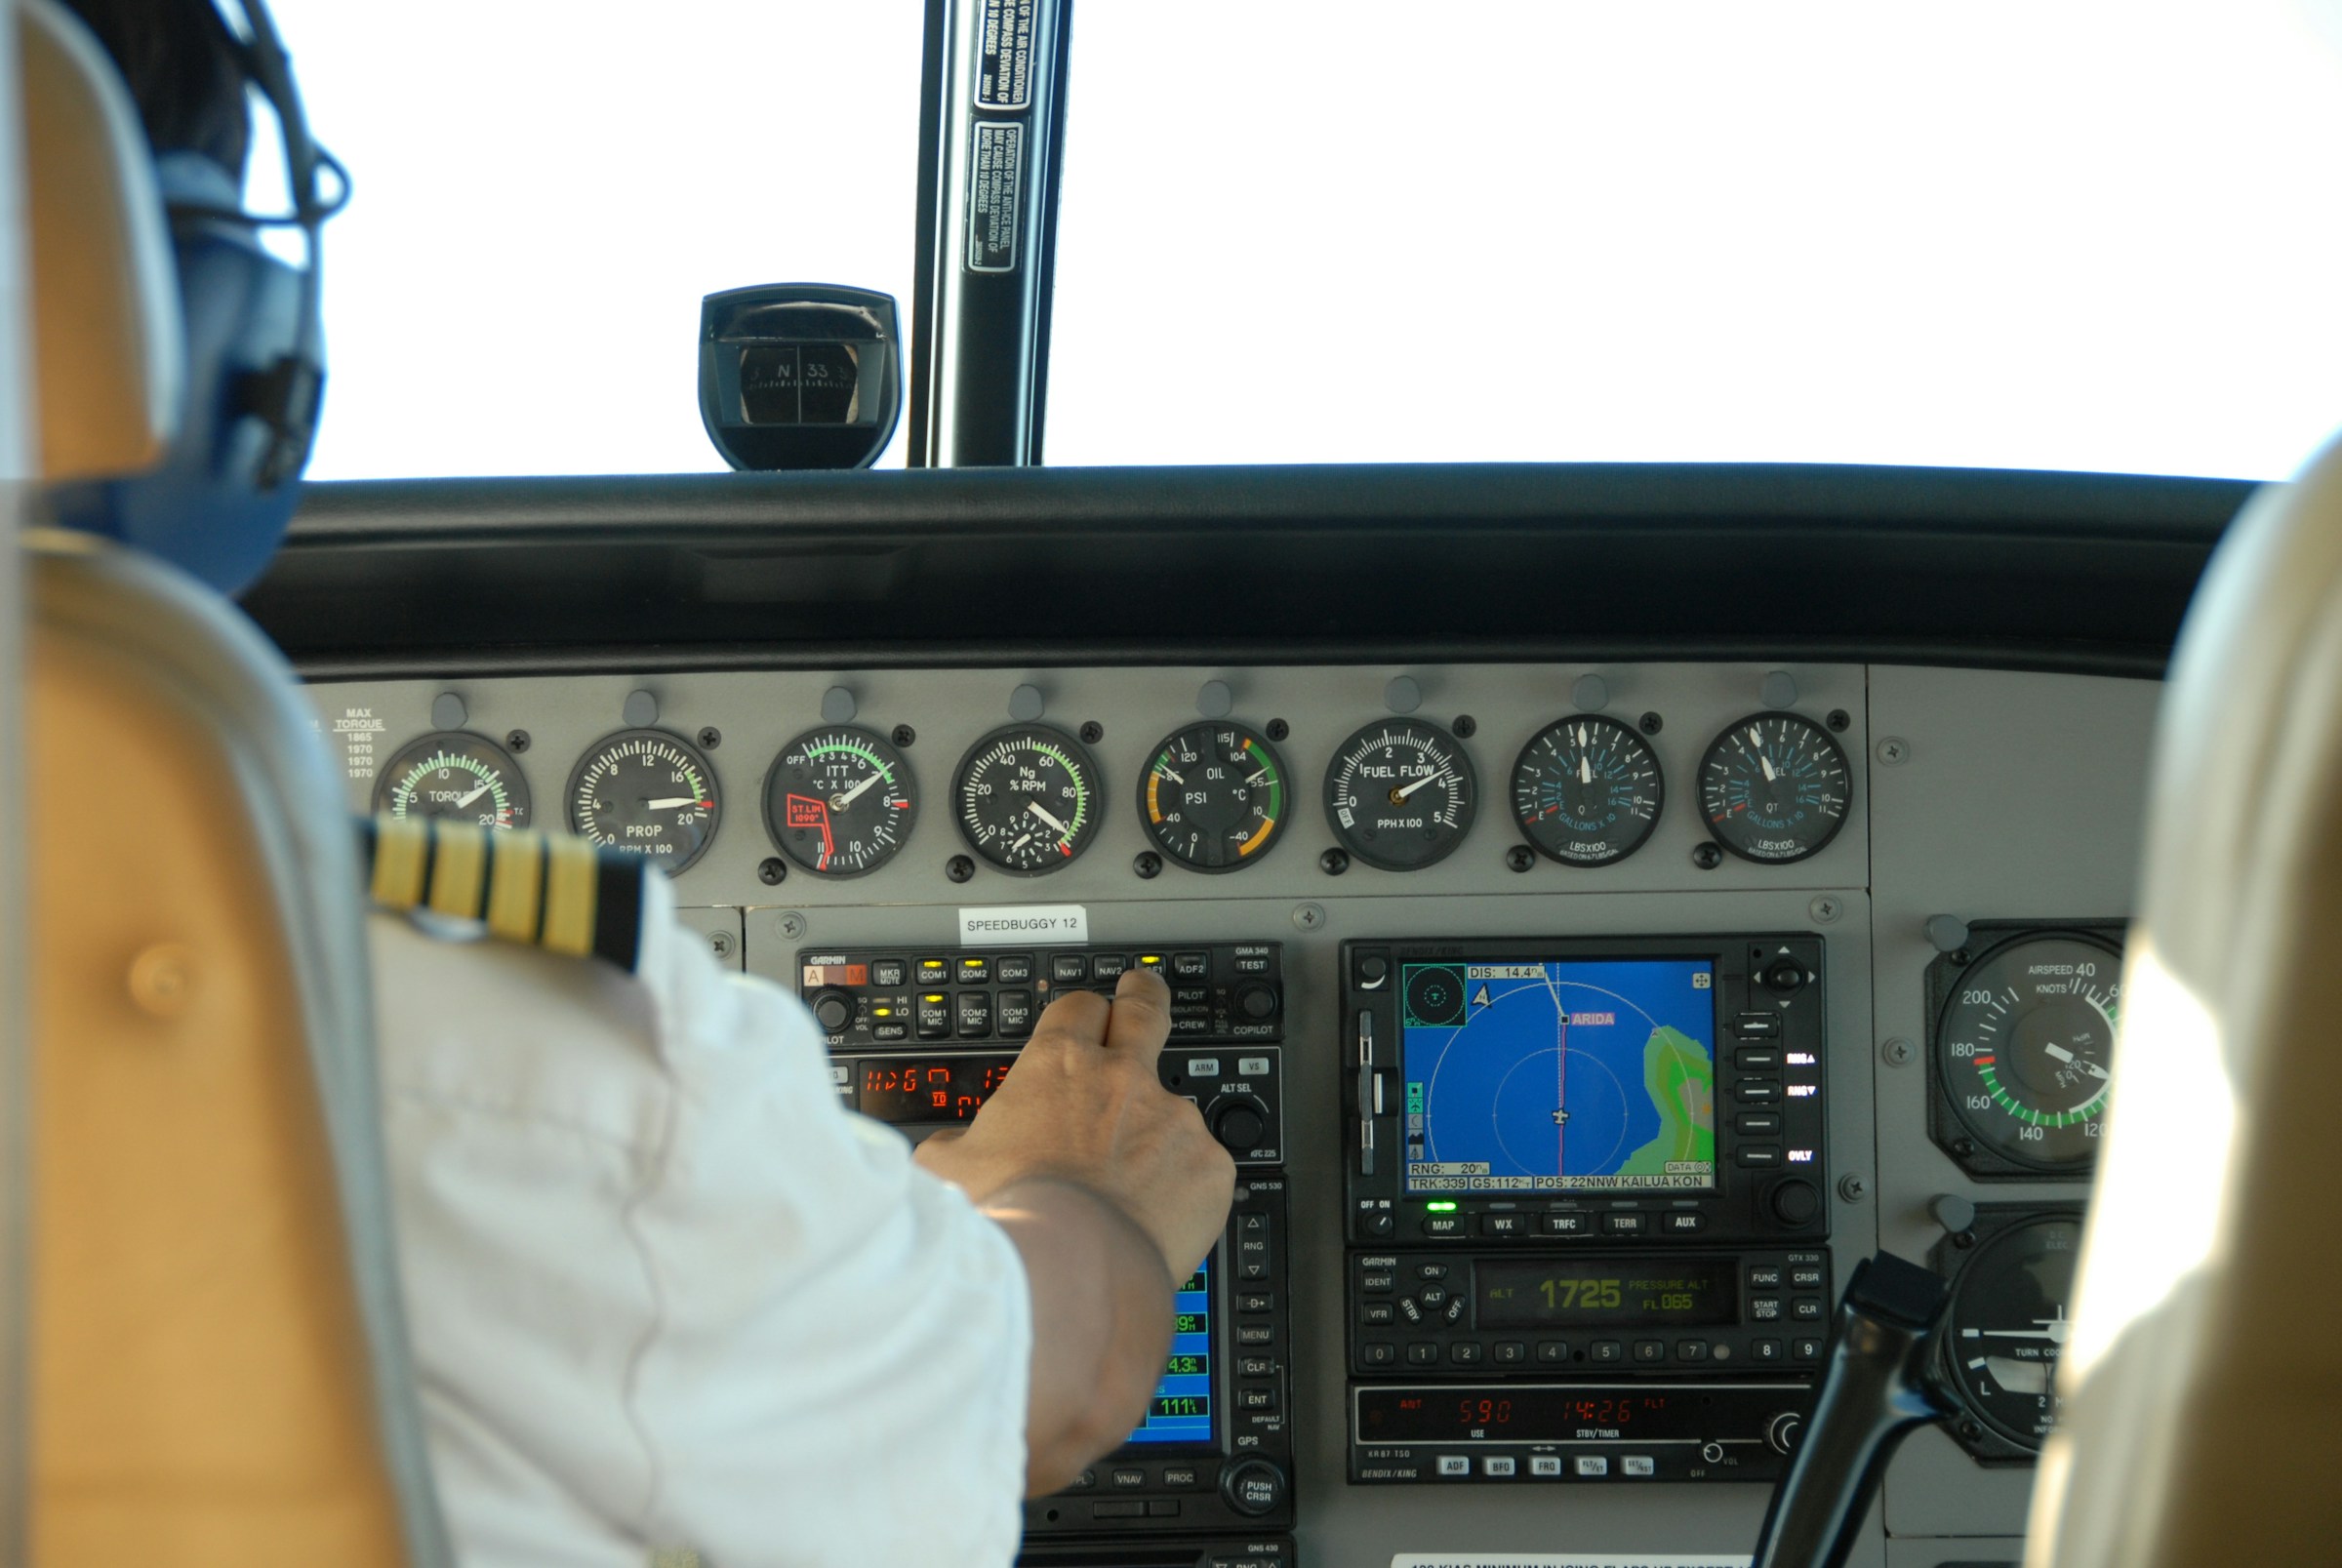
[282,1,2342,482]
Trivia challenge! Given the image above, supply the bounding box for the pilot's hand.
[914,968,1236,1281]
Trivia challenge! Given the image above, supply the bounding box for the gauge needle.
[1759,754,1779,784]
[1158,765,1187,785]
[1393,771,1447,801]
[643,796,704,810]
[831,771,884,810]
[1026,802,1071,836]
[1579,754,1593,785]
[2042,1043,2112,1080]
[454,781,496,808]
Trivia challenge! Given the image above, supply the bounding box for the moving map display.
[1400,958,1717,1192]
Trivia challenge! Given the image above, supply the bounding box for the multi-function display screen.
[1124,1253,1214,1446]
[1399,958,1718,1193]
[1474,1257,1740,1328]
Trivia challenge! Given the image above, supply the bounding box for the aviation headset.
[46,0,345,596]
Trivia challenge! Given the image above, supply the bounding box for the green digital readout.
[1475,1257,1738,1328]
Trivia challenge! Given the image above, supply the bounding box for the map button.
[1422,1215,1466,1238]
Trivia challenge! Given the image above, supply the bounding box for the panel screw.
[1267,718,1290,743]
[1079,720,1105,744]
[892,724,916,747]
[698,727,722,749]
[1291,903,1326,932]
[758,858,787,885]
[775,911,806,941]
[1134,851,1162,879]
[1319,848,1351,876]
[946,855,975,884]
[1827,709,1851,733]
[505,729,531,753]
[1638,711,1663,736]
[1809,895,1843,923]
[1881,1036,1915,1067]
[708,930,737,961]
[1691,842,1722,870]
[1958,1420,1983,1439]
[1952,1138,1975,1157]
[1505,845,1535,873]
[1452,714,1477,739]
[1837,1174,1868,1203]
[1876,737,1910,766]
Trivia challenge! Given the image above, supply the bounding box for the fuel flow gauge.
[1322,719,1476,871]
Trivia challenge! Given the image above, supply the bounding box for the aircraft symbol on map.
[1472,985,1490,1008]
[1551,1108,1570,1125]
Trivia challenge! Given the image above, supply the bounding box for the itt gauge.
[953,725,1104,874]
[566,729,723,874]
[1323,719,1477,871]
[763,726,917,877]
[1697,713,1851,864]
[372,731,532,829]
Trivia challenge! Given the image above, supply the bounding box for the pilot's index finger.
[1105,968,1173,1061]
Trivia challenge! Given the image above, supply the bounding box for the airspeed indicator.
[1322,719,1476,871]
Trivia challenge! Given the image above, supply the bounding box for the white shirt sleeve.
[373,884,1030,1568]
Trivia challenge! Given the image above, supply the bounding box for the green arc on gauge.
[1029,742,1089,832]
[804,736,898,781]
[1976,1062,2111,1127]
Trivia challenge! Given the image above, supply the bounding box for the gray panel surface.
[307,660,2159,1564]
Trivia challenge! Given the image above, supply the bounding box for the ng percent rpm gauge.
[1937,932,2120,1172]
[1322,719,1476,871]
[1511,714,1663,866]
[1138,722,1290,872]
[763,726,917,877]
[373,731,532,829]
[953,725,1103,874]
[566,729,722,874]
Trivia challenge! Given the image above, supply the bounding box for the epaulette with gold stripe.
[358,817,652,974]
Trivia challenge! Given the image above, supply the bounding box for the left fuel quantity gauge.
[373,732,533,830]
[567,729,722,874]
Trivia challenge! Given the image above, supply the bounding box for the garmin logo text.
[957,905,1090,945]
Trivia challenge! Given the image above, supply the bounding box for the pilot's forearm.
[981,1176,1176,1497]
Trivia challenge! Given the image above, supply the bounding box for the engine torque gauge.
[763,726,917,878]
[1697,712,1852,864]
[1510,713,1663,866]
[1138,722,1290,873]
[372,731,532,830]
[1937,1212,2081,1457]
[1936,932,2120,1173]
[566,729,722,875]
[1322,719,1476,872]
[953,725,1103,875]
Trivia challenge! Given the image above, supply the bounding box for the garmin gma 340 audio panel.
[305,660,2157,1566]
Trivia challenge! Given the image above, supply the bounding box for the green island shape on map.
[1617,1025,1716,1174]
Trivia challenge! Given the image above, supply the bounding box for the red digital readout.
[859,1059,1014,1123]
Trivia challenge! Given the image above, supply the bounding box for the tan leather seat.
[18,3,447,1562]
[2027,430,2342,1568]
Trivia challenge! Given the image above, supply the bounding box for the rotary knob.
[1767,1411,1804,1455]
[1220,1458,1287,1517]
[811,989,855,1033]
[1235,983,1279,1022]
[1212,1097,1271,1154]
[1769,1180,1822,1227]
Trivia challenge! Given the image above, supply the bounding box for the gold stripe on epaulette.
[427,823,490,920]
[371,817,430,909]
[485,828,545,944]
[541,833,599,958]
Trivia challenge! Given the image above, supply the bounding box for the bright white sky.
[277,1,2342,483]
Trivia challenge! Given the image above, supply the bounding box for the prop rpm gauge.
[1941,1213,2081,1453]
[1937,932,2120,1172]
[1323,719,1476,871]
[763,726,917,878]
[372,731,532,830]
[1511,714,1664,866]
[566,729,722,874]
[1138,722,1290,872]
[953,725,1103,874]
[1697,712,1852,864]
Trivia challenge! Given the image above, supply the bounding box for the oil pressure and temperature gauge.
[953,725,1104,874]
[373,731,533,830]
[1138,722,1290,872]
[566,729,723,874]
[1322,718,1476,871]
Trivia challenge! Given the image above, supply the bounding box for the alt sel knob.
[1220,1458,1287,1517]
[1212,1098,1270,1154]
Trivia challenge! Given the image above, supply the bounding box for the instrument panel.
[309,660,2159,1566]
